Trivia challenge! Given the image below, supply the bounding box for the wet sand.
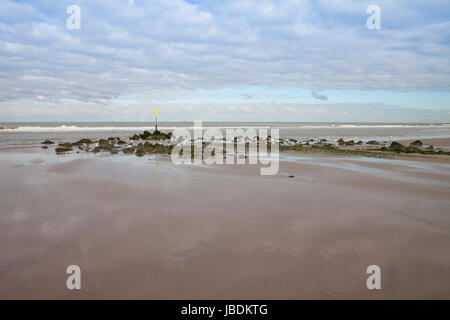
[0,149,449,299]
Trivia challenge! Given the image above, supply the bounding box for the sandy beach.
[0,147,449,299]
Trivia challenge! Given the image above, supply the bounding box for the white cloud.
[0,0,449,121]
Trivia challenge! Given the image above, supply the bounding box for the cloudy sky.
[0,0,449,122]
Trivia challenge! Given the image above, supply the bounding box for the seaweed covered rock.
[130,134,141,140]
[55,147,73,153]
[88,138,117,153]
[148,130,172,140]
[92,143,115,153]
[337,138,345,146]
[122,146,136,154]
[58,142,73,148]
[73,138,93,146]
[366,140,380,145]
[140,131,152,139]
[91,146,102,153]
[389,141,406,152]
[144,142,173,154]
[42,139,55,145]
[405,147,421,153]
[131,130,173,140]
[410,140,423,147]
[135,148,146,157]
[344,140,355,146]
[97,139,109,146]
[132,142,174,157]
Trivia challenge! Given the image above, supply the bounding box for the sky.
[0,0,449,122]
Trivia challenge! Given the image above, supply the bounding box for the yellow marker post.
[155,108,158,132]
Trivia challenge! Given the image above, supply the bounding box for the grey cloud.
[311,91,328,100]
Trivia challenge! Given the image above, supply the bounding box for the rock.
[410,140,423,147]
[130,134,141,140]
[42,139,55,145]
[58,142,72,148]
[344,140,355,146]
[389,141,406,152]
[55,147,73,153]
[93,142,115,153]
[366,140,380,145]
[288,174,295,178]
[91,146,102,153]
[405,146,420,153]
[135,148,146,157]
[137,130,172,140]
[117,140,127,145]
[97,139,109,146]
[356,140,363,145]
[143,142,173,154]
[41,145,48,149]
[140,130,152,139]
[337,138,345,146]
[73,138,93,145]
[122,147,136,154]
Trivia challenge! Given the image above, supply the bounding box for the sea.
[1,122,450,149]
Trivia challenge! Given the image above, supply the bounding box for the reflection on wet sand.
[0,150,449,299]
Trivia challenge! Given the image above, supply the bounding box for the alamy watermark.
[66,5,81,30]
[170,121,279,176]
[66,265,81,290]
[366,265,381,290]
[366,5,381,30]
